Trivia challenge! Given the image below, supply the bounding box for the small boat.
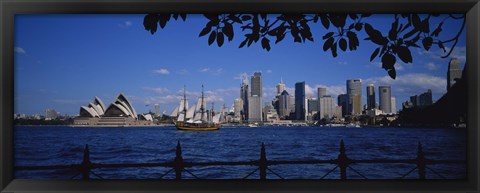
[173,85,221,131]
[345,123,361,128]
[248,123,259,128]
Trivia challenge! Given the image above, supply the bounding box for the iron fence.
[15,140,465,180]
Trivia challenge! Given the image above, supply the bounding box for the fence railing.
[14,140,465,180]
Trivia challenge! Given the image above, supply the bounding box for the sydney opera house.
[74,93,153,126]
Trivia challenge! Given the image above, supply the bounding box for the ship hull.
[175,122,221,131]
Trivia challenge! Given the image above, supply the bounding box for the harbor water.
[14,126,466,179]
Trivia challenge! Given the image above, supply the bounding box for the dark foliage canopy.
[143,14,465,79]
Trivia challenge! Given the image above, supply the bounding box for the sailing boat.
[174,85,221,131]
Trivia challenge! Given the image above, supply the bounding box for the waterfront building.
[319,95,335,119]
[248,95,263,122]
[318,87,327,98]
[419,89,433,106]
[295,81,306,120]
[45,109,58,120]
[447,58,462,91]
[154,104,160,117]
[308,98,319,113]
[251,72,262,97]
[337,94,348,117]
[240,76,250,120]
[278,90,290,118]
[366,84,376,110]
[391,96,396,113]
[379,86,392,114]
[276,78,285,95]
[234,98,244,117]
[346,79,362,115]
[288,95,295,114]
[75,93,152,126]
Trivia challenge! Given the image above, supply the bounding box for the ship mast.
[183,85,187,114]
[200,84,205,121]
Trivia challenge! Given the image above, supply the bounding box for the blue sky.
[14,14,466,115]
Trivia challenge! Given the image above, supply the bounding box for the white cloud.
[177,69,188,75]
[143,87,170,94]
[153,69,170,75]
[118,21,132,28]
[266,69,273,73]
[233,72,249,80]
[199,68,210,72]
[14,47,26,54]
[338,61,348,65]
[418,46,466,64]
[199,68,223,75]
[364,73,447,98]
[425,62,440,70]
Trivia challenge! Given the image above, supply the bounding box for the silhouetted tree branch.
[143,13,465,79]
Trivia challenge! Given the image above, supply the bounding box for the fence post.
[259,143,268,180]
[337,140,348,180]
[81,144,92,180]
[416,142,426,179]
[174,141,184,180]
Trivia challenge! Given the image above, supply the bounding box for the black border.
[1,0,479,192]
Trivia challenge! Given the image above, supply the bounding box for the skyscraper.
[248,95,262,122]
[154,104,160,117]
[346,79,362,115]
[318,87,327,98]
[248,72,263,122]
[418,89,433,106]
[240,76,250,120]
[251,72,262,97]
[391,96,396,113]
[379,85,392,114]
[276,78,285,95]
[447,58,462,91]
[278,90,290,118]
[366,84,376,110]
[234,98,244,117]
[337,94,348,117]
[319,96,335,119]
[295,81,306,120]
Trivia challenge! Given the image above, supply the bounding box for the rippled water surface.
[14,126,466,179]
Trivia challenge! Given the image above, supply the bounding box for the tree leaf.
[158,14,171,29]
[355,23,363,31]
[199,25,212,37]
[381,53,396,70]
[412,14,421,29]
[322,32,335,40]
[180,14,187,21]
[431,22,443,37]
[422,37,433,51]
[208,31,217,45]
[261,37,271,51]
[143,14,159,34]
[323,37,334,51]
[239,38,248,48]
[241,15,252,21]
[223,23,234,41]
[370,47,380,62]
[364,23,388,46]
[388,18,398,41]
[204,14,219,22]
[217,32,224,47]
[331,42,338,57]
[397,46,412,63]
[319,14,330,29]
[347,31,359,50]
[339,38,347,51]
[275,33,285,44]
[438,41,446,52]
[388,68,396,79]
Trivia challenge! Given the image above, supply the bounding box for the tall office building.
[45,109,58,120]
[319,96,335,119]
[418,89,433,106]
[295,81,306,120]
[278,90,290,118]
[240,76,250,120]
[447,58,462,91]
[251,72,262,97]
[366,84,376,110]
[276,78,285,95]
[391,96,396,113]
[234,98,244,117]
[154,104,161,117]
[346,79,362,115]
[318,87,327,98]
[248,95,262,122]
[337,94,348,117]
[308,98,319,113]
[379,85,392,114]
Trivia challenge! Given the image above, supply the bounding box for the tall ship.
[173,85,222,131]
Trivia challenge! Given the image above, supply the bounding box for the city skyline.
[14,14,466,115]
